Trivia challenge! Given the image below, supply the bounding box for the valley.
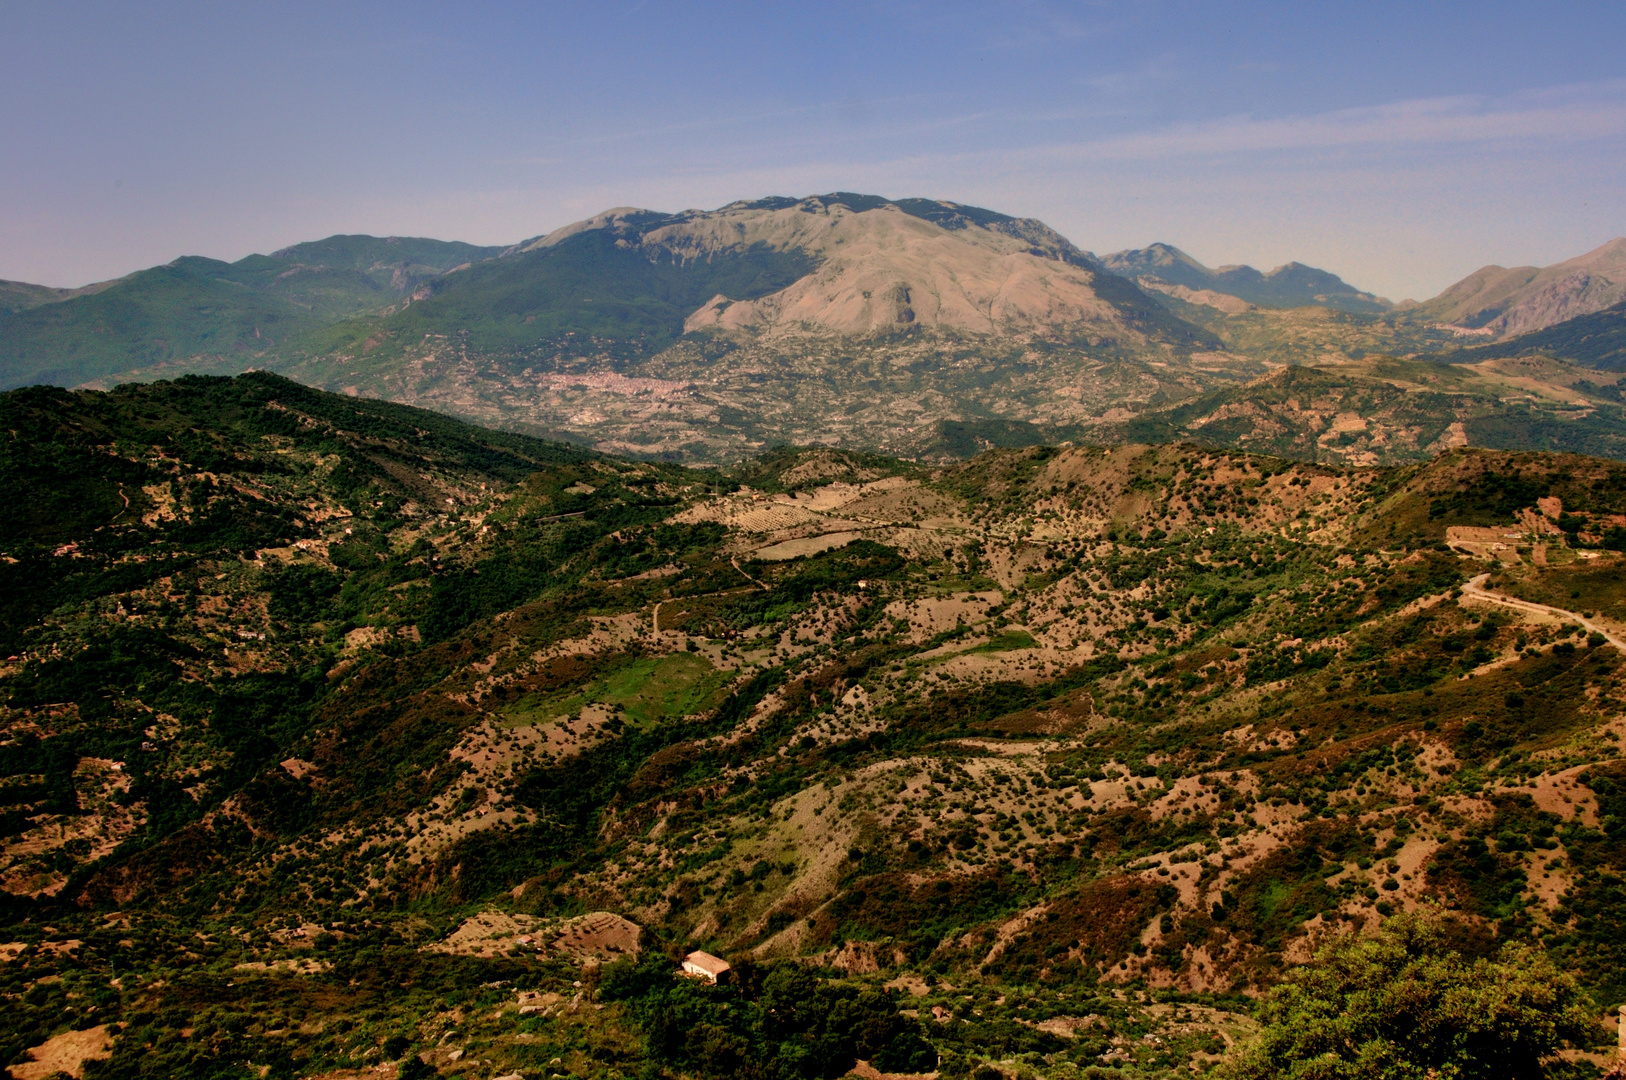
[278,326,1271,463]
[10,0,1626,1066]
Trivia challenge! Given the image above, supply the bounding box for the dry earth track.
[1462,572,1626,651]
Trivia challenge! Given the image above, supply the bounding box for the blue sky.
[4,0,1624,300]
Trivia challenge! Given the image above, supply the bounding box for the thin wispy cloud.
[1078,51,1179,96]
[3,4,1622,294]
[1046,79,1626,162]
[972,0,1126,50]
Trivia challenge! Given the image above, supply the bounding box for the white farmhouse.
[680,950,731,983]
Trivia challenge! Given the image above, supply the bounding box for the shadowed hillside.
[0,237,502,390]
[1429,299,1626,372]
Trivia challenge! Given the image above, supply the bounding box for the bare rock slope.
[525,194,1178,342]
[1408,237,1626,338]
[673,200,1125,337]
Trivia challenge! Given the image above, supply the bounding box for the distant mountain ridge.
[0,195,1226,393]
[0,276,124,314]
[1431,298,1626,371]
[0,236,503,390]
[1405,237,1626,338]
[0,279,82,314]
[519,193,1094,265]
[6,198,1626,468]
[266,234,502,291]
[368,191,1204,347]
[1101,242,1392,315]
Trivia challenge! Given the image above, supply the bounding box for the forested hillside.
[1,375,1622,1079]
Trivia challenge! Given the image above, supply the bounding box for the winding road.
[1462,573,1626,652]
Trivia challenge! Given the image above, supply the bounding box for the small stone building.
[680,950,731,983]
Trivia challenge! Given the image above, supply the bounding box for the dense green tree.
[1221,911,1596,1080]
[599,952,935,1079]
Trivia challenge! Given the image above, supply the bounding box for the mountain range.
[0,235,500,388]
[1403,237,1626,338]
[261,192,1215,365]
[2,194,1624,468]
[1100,243,1392,315]
[1430,299,1626,371]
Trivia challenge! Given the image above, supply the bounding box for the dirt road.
[1462,573,1626,652]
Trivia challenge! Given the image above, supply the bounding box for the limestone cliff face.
[1410,237,1626,338]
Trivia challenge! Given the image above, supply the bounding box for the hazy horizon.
[5,1,1624,301]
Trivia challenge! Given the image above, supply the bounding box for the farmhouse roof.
[682,950,731,979]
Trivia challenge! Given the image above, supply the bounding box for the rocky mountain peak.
[508,193,1159,340]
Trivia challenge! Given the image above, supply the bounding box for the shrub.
[1218,910,1595,1080]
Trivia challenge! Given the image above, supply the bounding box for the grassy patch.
[971,629,1038,653]
[502,652,732,729]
